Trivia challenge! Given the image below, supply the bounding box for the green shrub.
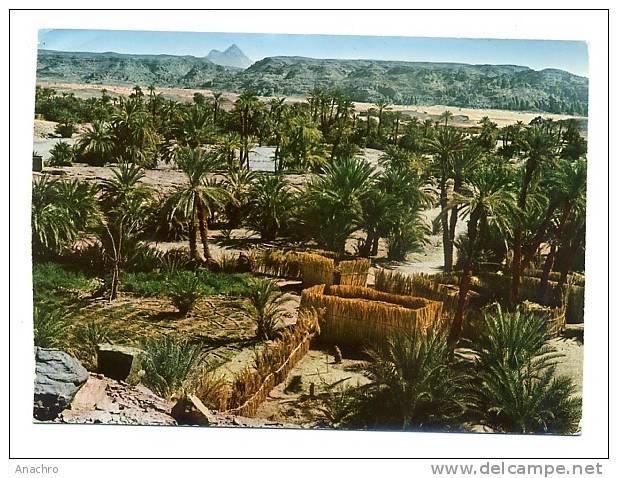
[120,269,250,298]
[33,262,94,293]
[55,122,77,138]
[469,304,582,434]
[166,271,207,315]
[33,307,70,348]
[141,336,204,399]
[241,278,291,340]
[326,328,470,431]
[195,269,251,296]
[48,141,75,167]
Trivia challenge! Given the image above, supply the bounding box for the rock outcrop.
[96,344,145,384]
[57,374,177,426]
[33,347,89,420]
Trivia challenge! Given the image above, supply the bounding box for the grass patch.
[120,269,252,298]
[33,262,94,293]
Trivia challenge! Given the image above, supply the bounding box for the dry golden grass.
[301,284,443,350]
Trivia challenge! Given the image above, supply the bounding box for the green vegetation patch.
[33,262,95,293]
[120,269,252,298]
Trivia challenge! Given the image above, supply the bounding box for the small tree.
[96,162,152,300]
[48,141,75,167]
[166,272,205,316]
[241,278,292,340]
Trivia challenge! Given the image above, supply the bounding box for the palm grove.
[33,84,586,432]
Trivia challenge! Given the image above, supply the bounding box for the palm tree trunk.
[510,161,536,304]
[539,243,557,305]
[189,201,200,261]
[439,174,453,272]
[196,199,211,261]
[448,174,463,263]
[110,261,119,301]
[521,200,559,271]
[449,209,481,347]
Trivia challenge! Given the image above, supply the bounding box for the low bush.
[166,272,207,315]
[47,141,75,167]
[33,262,94,293]
[468,304,582,434]
[33,306,70,348]
[55,122,77,138]
[141,336,204,399]
[120,269,251,298]
[241,278,292,340]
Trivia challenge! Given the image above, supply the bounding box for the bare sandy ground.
[37,80,585,129]
[253,348,370,427]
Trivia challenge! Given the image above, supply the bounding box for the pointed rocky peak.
[206,44,252,69]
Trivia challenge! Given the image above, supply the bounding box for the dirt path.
[253,347,370,427]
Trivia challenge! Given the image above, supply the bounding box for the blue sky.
[38,29,589,77]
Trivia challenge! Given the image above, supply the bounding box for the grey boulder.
[33,347,89,421]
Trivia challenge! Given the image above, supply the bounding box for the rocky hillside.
[37,50,588,115]
[36,49,237,87]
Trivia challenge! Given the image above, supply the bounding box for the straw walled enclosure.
[197,310,320,418]
[253,249,370,288]
[301,284,443,350]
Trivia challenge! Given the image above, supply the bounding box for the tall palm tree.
[439,110,454,128]
[447,162,518,346]
[234,90,261,168]
[425,126,466,272]
[477,116,499,152]
[448,143,483,262]
[168,148,227,261]
[359,186,398,257]
[510,125,558,304]
[97,162,152,300]
[536,159,587,300]
[212,92,223,125]
[182,105,212,148]
[374,100,391,138]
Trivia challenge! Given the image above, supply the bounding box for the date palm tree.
[302,157,376,253]
[168,148,227,261]
[212,92,223,125]
[448,143,483,262]
[32,177,98,260]
[447,161,518,346]
[374,100,391,138]
[78,121,114,165]
[536,158,587,300]
[233,90,261,168]
[425,126,466,272]
[97,162,152,300]
[510,125,558,304]
[439,110,454,128]
[246,174,295,241]
[222,166,256,228]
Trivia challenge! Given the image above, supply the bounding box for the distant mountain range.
[36,48,588,115]
[206,44,252,69]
